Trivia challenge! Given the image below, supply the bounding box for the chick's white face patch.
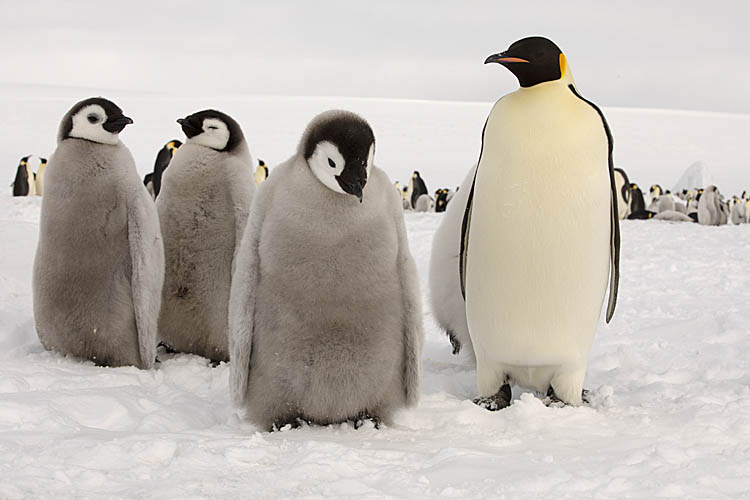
[366,143,374,177]
[69,105,120,145]
[308,141,346,194]
[188,118,230,150]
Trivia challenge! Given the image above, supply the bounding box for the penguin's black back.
[12,165,30,196]
[630,186,645,213]
[411,174,428,208]
[152,146,172,198]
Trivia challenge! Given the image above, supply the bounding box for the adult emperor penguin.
[627,183,646,217]
[435,188,450,213]
[460,37,619,409]
[613,167,630,219]
[429,163,478,362]
[254,159,269,184]
[33,97,163,368]
[12,156,34,196]
[157,109,254,363]
[35,157,48,195]
[149,139,182,199]
[408,170,428,209]
[229,110,423,430]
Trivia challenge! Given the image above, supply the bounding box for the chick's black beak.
[177,117,202,138]
[349,181,364,203]
[102,115,134,133]
[484,52,530,65]
[336,171,367,203]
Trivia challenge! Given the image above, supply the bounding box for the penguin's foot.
[353,412,382,430]
[473,384,512,411]
[157,341,178,354]
[545,387,591,406]
[446,329,462,355]
[272,416,309,432]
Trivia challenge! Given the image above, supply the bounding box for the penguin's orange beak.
[484,53,530,65]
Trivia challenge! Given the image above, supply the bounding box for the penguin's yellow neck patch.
[559,53,567,79]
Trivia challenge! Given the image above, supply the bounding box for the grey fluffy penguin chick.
[428,163,477,363]
[229,110,424,430]
[157,109,255,363]
[414,193,433,212]
[697,186,722,226]
[33,97,164,368]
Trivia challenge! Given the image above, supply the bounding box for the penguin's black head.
[20,155,31,166]
[59,97,133,145]
[165,139,182,156]
[177,110,245,153]
[485,36,566,88]
[302,110,375,203]
[258,159,266,167]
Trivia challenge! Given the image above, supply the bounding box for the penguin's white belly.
[466,90,610,371]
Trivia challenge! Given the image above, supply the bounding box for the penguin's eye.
[328,158,336,168]
[87,114,99,124]
[207,126,218,130]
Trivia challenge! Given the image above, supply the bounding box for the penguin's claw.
[353,412,382,429]
[473,384,512,411]
[447,329,461,355]
[545,386,591,406]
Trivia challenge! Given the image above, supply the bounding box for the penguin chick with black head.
[150,139,182,199]
[12,155,34,196]
[156,109,255,363]
[33,97,164,368]
[460,37,620,409]
[229,110,423,431]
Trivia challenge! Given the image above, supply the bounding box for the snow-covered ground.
[2,189,750,499]
[3,90,750,498]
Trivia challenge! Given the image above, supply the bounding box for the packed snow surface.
[1,191,750,499]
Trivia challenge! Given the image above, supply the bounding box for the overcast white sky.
[1,0,748,113]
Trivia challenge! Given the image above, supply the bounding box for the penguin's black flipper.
[459,118,489,300]
[568,84,620,323]
[446,329,462,355]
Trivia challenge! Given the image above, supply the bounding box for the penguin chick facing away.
[429,164,478,364]
[33,97,164,368]
[151,139,182,199]
[461,37,620,410]
[229,110,424,430]
[157,109,255,363]
[12,156,34,196]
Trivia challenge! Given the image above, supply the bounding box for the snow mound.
[672,161,715,192]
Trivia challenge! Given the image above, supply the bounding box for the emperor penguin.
[697,185,722,226]
[649,184,663,205]
[151,139,182,199]
[156,109,254,363]
[229,110,423,430]
[254,159,269,185]
[435,188,450,213]
[408,170,428,209]
[429,163,478,362]
[627,183,646,216]
[35,157,48,195]
[461,37,619,409]
[613,167,630,219]
[12,156,35,196]
[33,97,163,368]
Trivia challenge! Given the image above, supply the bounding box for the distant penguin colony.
[458,36,620,409]
[229,110,423,430]
[156,109,255,363]
[33,97,164,368]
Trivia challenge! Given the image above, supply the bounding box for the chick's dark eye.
[87,114,98,123]
[207,126,218,130]
[328,158,336,168]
